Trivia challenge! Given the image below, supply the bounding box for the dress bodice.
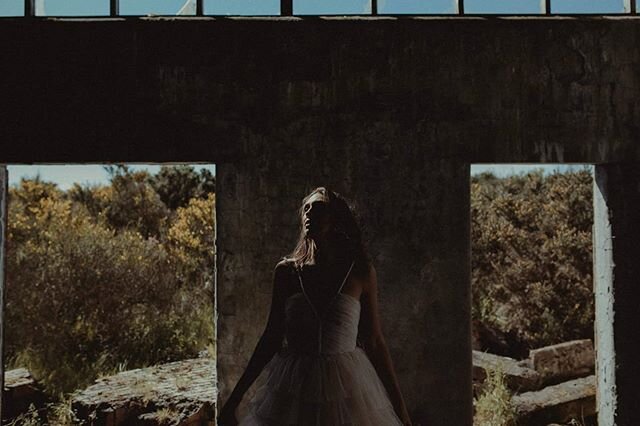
[285,292,361,355]
[284,261,360,355]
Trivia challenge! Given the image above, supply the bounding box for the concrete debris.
[71,357,217,426]
[511,375,596,425]
[472,350,540,392]
[529,339,595,385]
[3,368,47,420]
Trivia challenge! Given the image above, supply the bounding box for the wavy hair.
[284,187,370,275]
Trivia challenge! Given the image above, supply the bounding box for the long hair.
[284,187,370,275]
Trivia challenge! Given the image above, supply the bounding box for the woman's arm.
[359,263,412,426]
[219,261,290,419]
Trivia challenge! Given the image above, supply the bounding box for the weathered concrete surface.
[0,166,6,423]
[2,368,47,420]
[72,357,216,425]
[593,166,617,425]
[0,18,640,164]
[530,339,595,385]
[472,350,540,392]
[512,375,596,425]
[594,163,640,426]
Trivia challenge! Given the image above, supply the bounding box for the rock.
[472,350,541,392]
[3,368,47,420]
[72,357,216,426]
[529,339,595,385]
[511,374,596,425]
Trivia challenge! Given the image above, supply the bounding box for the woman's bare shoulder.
[353,261,377,294]
[275,257,296,273]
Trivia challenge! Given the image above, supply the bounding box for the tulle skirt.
[239,346,404,426]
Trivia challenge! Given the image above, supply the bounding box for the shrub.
[471,169,594,349]
[5,177,214,397]
[473,369,517,426]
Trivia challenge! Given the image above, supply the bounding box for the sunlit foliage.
[471,168,593,350]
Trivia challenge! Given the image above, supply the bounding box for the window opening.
[470,163,597,426]
[1,163,217,425]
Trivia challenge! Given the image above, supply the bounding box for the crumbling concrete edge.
[593,165,617,426]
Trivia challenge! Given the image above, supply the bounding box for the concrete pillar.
[216,151,472,425]
[0,165,7,421]
[593,163,640,426]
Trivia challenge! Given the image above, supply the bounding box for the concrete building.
[0,15,638,425]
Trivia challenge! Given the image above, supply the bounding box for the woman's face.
[303,192,333,240]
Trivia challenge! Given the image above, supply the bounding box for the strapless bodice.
[284,292,361,355]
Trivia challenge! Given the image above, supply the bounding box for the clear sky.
[5,164,591,190]
[0,0,628,16]
[7,164,216,190]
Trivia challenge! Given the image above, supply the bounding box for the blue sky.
[0,0,628,16]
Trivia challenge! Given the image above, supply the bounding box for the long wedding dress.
[239,260,404,426]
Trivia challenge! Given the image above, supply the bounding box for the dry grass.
[473,369,517,426]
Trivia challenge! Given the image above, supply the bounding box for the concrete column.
[0,166,7,421]
[593,163,640,426]
[216,153,472,425]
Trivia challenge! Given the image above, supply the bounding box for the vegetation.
[4,165,216,409]
[473,369,517,426]
[471,168,594,351]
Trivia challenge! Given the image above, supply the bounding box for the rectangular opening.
[119,0,195,16]
[378,0,457,14]
[0,0,23,16]
[551,0,626,13]
[35,0,109,17]
[464,0,542,14]
[205,0,280,15]
[2,163,217,424]
[470,163,597,425]
[294,0,371,15]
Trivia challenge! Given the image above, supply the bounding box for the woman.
[218,187,412,426]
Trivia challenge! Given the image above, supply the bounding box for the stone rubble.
[473,338,596,425]
[71,357,217,426]
[3,368,47,420]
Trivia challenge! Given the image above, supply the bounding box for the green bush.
[471,169,594,349]
[5,175,215,398]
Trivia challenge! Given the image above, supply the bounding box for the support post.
[24,0,35,17]
[281,0,292,16]
[0,166,8,422]
[594,163,640,425]
[110,0,119,17]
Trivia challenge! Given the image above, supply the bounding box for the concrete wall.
[594,164,640,426]
[1,16,640,425]
[0,167,7,422]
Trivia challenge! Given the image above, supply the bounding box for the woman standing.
[218,187,412,426]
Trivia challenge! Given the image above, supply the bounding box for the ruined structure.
[1,16,639,425]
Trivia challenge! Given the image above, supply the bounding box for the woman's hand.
[217,403,239,426]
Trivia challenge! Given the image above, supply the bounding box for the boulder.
[529,339,595,385]
[3,368,47,420]
[511,374,596,425]
[472,350,541,393]
[72,357,216,426]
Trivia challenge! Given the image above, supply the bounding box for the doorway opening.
[470,163,597,425]
[1,163,217,425]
